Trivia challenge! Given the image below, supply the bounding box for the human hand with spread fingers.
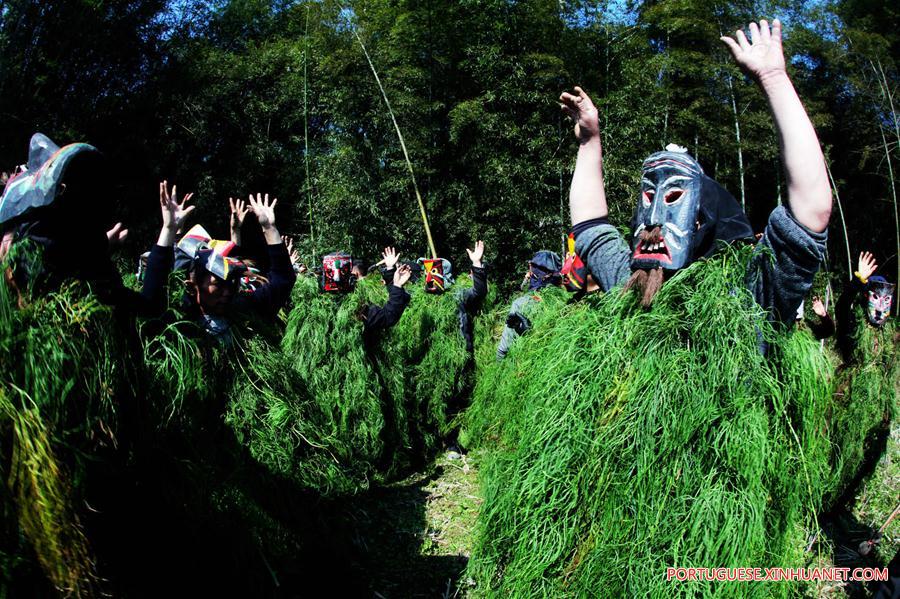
[721,19,831,233]
[229,197,250,245]
[248,193,281,245]
[466,240,485,269]
[393,264,412,288]
[158,180,195,247]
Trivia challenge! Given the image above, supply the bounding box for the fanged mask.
[631,150,704,272]
[865,276,894,327]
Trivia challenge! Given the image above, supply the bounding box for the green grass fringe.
[0,247,128,596]
[463,246,897,598]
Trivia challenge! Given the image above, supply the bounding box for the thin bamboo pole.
[303,5,317,260]
[350,21,438,259]
[872,59,899,291]
[825,159,852,280]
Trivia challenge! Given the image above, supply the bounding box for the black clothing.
[807,313,835,340]
[836,277,865,364]
[363,284,411,333]
[103,244,173,317]
[362,284,411,347]
[458,265,488,353]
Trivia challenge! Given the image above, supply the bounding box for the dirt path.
[346,451,482,598]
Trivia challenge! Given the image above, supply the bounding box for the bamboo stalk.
[726,74,746,209]
[872,59,899,291]
[303,5,317,260]
[350,21,438,259]
[825,159,852,279]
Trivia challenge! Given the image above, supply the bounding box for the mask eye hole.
[664,189,684,204]
[642,190,654,205]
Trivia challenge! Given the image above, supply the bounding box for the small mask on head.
[560,233,589,293]
[175,225,236,272]
[418,258,453,293]
[865,276,894,326]
[0,133,99,226]
[526,250,562,291]
[188,249,247,316]
[321,252,355,293]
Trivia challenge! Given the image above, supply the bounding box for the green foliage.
[0,261,128,595]
[462,248,892,598]
[232,272,496,493]
[826,314,898,503]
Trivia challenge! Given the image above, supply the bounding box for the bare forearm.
[261,224,281,245]
[231,226,242,246]
[761,71,831,232]
[569,138,608,224]
[156,225,178,247]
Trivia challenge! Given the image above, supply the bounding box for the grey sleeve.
[574,223,632,292]
[496,324,519,360]
[496,295,533,360]
[745,205,827,328]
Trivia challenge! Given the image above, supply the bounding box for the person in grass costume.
[177,192,296,341]
[496,249,567,360]
[562,18,830,324]
[386,240,489,354]
[836,250,895,365]
[361,246,413,348]
[0,134,189,316]
[461,19,880,597]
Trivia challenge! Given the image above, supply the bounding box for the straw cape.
[463,246,898,598]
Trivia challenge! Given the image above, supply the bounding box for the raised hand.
[249,192,281,244]
[812,297,828,317]
[382,246,400,270]
[230,197,249,228]
[106,222,129,249]
[249,193,277,229]
[466,240,485,268]
[559,86,600,144]
[393,263,412,288]
[160,181,195,232]
[158,180,195,246]
[283,235,301,267]
[857,251,878,281]
[720,19,786,84]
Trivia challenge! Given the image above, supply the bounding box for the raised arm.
[129,181,192,316]
[380,246,400,285]
[249,192,283,245]
[721,19,831,232]
[560,87,608,224]
[157,181,194,247]
[245,193,296,313]
[229,197,249,246]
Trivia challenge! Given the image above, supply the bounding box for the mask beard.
[623,266,664,307]
[624,227,665,307]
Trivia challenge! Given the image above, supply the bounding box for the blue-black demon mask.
[630,147,753,273]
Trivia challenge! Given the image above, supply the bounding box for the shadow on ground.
[344,458,478,598]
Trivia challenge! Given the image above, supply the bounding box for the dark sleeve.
[138,244,174,316]
[836,278,863,363]
[459,266,488,314]
[745,206,827,328]
[363,285,410,335]
[808,314,835,340]
[380,267,395,286]
[244,242,297,315]
[96,244,172,318]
